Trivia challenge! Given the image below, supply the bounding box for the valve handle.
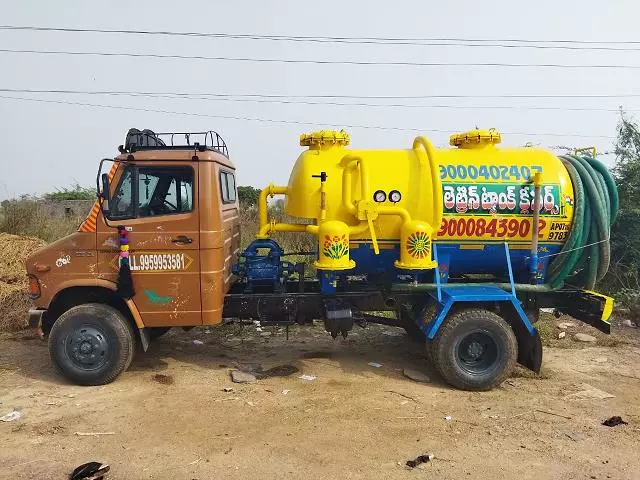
[312,172,328,182]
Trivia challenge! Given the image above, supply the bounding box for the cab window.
[108,166,194,219]
[109,166,134,219]
[220,170,236,203]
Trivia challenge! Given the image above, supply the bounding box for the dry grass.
[0,233,46,331]
[0,199,81,242]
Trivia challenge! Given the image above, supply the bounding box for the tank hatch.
[300,130,350,149]
[450,128,501,149]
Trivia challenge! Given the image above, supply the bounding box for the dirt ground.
[1,318,639,480]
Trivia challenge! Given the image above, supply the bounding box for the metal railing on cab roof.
[119,128,229,157]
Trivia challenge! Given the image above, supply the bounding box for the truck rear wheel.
[48,303,135,386]
[431,308,517,391]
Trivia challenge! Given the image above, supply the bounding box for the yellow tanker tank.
[256,129,577,284]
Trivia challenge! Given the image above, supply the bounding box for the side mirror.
[100,172,111,216]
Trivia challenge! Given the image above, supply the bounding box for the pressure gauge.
[373,190,386,202]
[389,190,402,203]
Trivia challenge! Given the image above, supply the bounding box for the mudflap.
[514,321,543,374]
[502,303,543,374]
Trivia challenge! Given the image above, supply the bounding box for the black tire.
[425,339,435,364]
[48,303,135,386]
[149,327,172,340]
[431,308,517,391]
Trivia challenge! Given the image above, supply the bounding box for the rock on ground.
[403,368,431,383]
[574,333,597,343]
[557,322,576,330]
[231,370,257,383]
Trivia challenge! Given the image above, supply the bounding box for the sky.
[0,0,638,200]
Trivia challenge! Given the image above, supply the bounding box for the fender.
[46,279,146,334]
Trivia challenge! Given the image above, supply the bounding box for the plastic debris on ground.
[558,331,566,339]
[368,362,383,368]
[566,383,615,400]
[406,453,434,468]
[222,387,233,392]
[298,374,316,381]
[281,389,290,395]
[382,330,405,337]
[192,339,204,345]
[444,415,452,421]
[69,461,110,480]
[602,416,628,427]
[0,410,21,422]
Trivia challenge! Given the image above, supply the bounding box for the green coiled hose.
[392,153,618,296]
[546,154,618,289]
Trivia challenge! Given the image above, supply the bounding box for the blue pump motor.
[232,239,295,292]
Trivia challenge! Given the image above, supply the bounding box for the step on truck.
[26,128,616,390]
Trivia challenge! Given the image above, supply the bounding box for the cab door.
[97,162,202,326]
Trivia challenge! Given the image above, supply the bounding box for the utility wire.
[0,94,616,139]
[2,48,640,69]
[0,88,637,100]
[0,88,634,112]
[1,25,639,51]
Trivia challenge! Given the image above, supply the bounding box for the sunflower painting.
[323,234,349,260]
[407,231,430,259]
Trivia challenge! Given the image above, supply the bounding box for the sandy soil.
[1,320,639,480]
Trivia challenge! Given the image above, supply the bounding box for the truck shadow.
[4,324,448,389]
[128,323,449,388]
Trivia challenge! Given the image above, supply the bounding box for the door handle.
[171,235,193,244]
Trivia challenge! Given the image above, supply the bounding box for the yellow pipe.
[257,221,308,238]
[412,136,443,237]
[378,206,411,224]
[341,158,359,216]
[348,222,369,235]
[258,184,288,232]
[318,178,327,222]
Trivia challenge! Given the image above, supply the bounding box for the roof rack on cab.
[119,128,229,157]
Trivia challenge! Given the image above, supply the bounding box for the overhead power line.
[0,94,616,139]
[0,88,634,112]
[1,25,640,51]
[0,88,637,100]
[2,48,640,69]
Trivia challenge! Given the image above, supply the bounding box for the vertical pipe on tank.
[530,172,542,284]
[412,137,443,234]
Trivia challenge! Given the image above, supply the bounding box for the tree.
[607,112,640,309]
[43,184,95,201]
[237,186,261,207]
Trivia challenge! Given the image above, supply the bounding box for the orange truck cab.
[26,129,239,384]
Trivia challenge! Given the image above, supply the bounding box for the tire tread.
[432,308,517,391]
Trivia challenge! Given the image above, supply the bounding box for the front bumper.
[28,309,46,329]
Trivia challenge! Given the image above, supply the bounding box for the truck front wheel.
[431,308,517,391]
[48,303,135,386]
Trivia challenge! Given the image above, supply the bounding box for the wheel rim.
[455,330,499,375]
[64,325,110,371]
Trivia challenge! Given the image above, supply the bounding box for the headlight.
[27,274,41,299]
